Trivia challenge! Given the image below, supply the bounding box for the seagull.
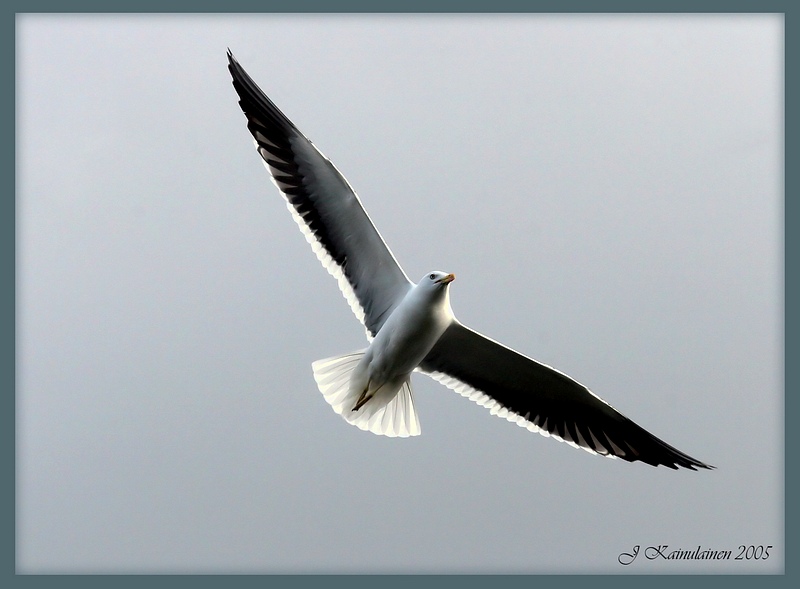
[227,50,713,470]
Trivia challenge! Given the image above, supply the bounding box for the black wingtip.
[226,48,241,74]
[666,443,716,471]
[643,435,715,471]
[226,51,299,135]
[649,442,715,471]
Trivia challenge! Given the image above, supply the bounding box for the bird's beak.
[436,273,456,285]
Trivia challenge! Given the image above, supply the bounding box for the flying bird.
[227,50,713,470]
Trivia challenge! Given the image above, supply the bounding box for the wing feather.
[228,51,412,338]
[419,322,713,470]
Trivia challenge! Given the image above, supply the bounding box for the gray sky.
[17,14,782,573]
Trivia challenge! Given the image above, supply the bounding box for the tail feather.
[311,351,421,438]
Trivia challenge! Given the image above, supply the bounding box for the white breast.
[366,284,454,381]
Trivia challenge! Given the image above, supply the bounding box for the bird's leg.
[352,381,373,412]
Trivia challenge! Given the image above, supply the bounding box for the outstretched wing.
[228,51,412,338]
[419,322,713,470]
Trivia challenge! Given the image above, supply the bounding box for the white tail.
[311,351,421,438]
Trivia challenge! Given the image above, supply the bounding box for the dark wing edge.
[419,322,714,470]
[227,50,412,338]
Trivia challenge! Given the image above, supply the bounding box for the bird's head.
[421,271,455,289]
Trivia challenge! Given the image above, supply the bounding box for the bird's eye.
[429,273,436,280]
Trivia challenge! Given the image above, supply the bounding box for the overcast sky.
[17,14,782,574]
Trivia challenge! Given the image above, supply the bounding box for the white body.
[312,272,455,437]
[351,274,454,406]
